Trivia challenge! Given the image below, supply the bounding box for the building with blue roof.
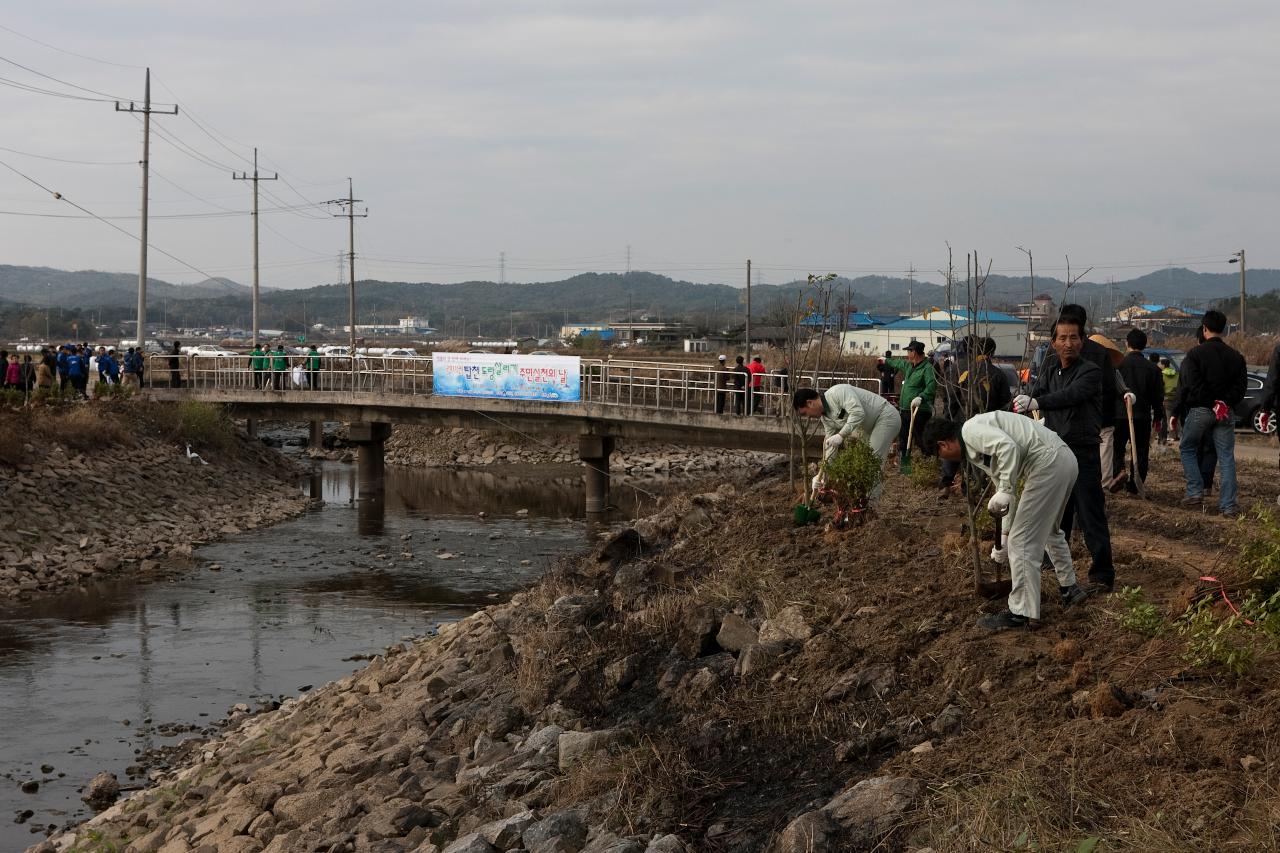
[840,307,1029,358]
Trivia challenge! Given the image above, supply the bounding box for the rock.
[605,654,643,691]
[273,788,342,825]
[758,606,812,644]
[822,776,922,849]
[823,666,895,702]
[910,741,934,755]
[441,833,498,853]
[735,642,786,679]
[19,779,38,794]
[547,593,603,628]
[523,808,588,852]
[524,724,565,754]
[676,605,719,657]
[477,811,537,847]
[715,613,758,653]
[1241,755,1264,772]
[644,835,689,852]
[1088,683,1128,719]
[558,729,626,772]
[83,771,120,809]
[773,810,840,852]
[930,704,964,737]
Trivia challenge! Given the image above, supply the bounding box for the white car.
[183,344,239,357]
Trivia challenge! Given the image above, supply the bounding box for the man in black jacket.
[1113,329,1163,492]
[1020,314,1115,591]
[1177,310,1247,517]
[1261,343,1279,479]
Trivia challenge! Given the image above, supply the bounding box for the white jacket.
[961,410,1069,493]
[819,383,896,440]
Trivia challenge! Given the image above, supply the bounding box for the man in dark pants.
[1113,329,1163,492]
[1021,314,1115,593]
[1176,310,1247,517]
[880,340,936,466]
[732,356,749,416]
[714,354,730,414]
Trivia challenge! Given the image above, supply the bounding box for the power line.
[0,22,143,69]
[0,143,133,166]
[0,155,222,282]
[0,53,140,102]
[0,74,115,102]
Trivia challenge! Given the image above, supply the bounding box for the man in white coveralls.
[920,411,1090,630]
[792,385,902,503]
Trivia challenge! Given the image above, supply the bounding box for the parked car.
[528,350,556,357]
[1235,372,1277,435]
[182,344,238,357]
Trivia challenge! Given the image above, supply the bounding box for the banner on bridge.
[432,352,581,402]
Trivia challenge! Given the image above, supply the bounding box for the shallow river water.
[0,460,641,850]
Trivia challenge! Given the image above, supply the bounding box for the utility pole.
[1229,249,1246,333]
[744,259,752,364]
[233,148,278,350]
[906,263,917,315]
[325,179,367,372]
[116,68,177,351]
[626,244,631,274]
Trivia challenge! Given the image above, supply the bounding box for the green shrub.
[0,388,25,409]
[175,401,233,450]
[1238,507,1280,597]
[1113,586,1166,637]
[1179,599,1256,676]
[824,438,883,510]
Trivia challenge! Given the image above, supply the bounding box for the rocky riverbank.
[381,425,783,477]
[32,453,1280,851]
[0,400,308,602]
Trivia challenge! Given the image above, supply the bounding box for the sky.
[1,1,1277,290]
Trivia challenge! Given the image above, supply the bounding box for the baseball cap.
[717,354,727,361]
[905,341,925,354]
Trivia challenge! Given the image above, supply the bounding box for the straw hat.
[1088,334,1124,367]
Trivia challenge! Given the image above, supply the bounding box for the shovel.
[900,405,919,475]
[1126,396,1148,499]
[976,505,1013,599]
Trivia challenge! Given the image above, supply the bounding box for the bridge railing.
[144,354,883,418]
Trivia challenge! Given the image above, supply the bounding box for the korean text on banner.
[432,353,582,402]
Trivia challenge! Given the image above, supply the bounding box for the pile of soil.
[37,447,1280,852]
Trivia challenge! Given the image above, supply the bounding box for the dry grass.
[1163,332,1278,367]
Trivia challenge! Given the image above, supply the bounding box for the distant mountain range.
[2,264,1277,337]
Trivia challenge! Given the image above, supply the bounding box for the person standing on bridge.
[271,344,289,391]
[169,341,183,389]
[249,343,266,390]
[714,354,730,415]
[732,356,749,416]
[747,355,766,415]
[306,344,321,390]
[793,384,901,505]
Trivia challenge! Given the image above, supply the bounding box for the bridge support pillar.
[308,419,324,449]
[246,418,257,438]
[579,434,614,515]
[348,422,393,497]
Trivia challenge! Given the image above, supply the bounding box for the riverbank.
[0,400,308,602]
[381,424,783,477]
[33,452,1280,851]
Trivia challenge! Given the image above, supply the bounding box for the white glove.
[990,546,1009,566]
[1123,392,1136,406]
[1013,395,1038,414]
[823,434,844,454]
[987,490,1013,515]
[910,396,923,410]
[811,473,825,493]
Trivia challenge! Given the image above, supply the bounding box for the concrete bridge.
[145,355,874,513]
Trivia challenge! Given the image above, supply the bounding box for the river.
[0,459,644,851]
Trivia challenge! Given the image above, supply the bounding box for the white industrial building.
[841,308,1028,357]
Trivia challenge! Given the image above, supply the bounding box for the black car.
[1235,372,1276,435]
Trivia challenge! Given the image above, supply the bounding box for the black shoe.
[1060,584,1089,608]
[1083,580,1113,595]
[1180,495,1204,508]
[977,610,1030,631]
[1221,507,1240,520]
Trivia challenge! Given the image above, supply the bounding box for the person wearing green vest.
[271,344,288,390]
[249,343,266,389]
[306,344,321,390]
[879,340,938,467]
[1159,356,1179,444]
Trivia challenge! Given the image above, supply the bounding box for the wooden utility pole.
[744,259,752,364]
[1231,249,1246,333]
[233,148,277,350]
[116,68,177,351]
[326,180,367,375]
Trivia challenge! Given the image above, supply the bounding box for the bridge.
[144,355,877,512]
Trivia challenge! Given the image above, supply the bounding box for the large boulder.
[716,613,759,653]
[823,776,922,849]
[82,771,120,810]
[758,606,812,644]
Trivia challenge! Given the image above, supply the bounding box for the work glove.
[1013,395,1038,414]
[910,396,923,410]
[990,545,1009,566]
[1123,392,1136,406]
[811,472,825,493]
[1213,400,1231,422]
[823,434,844,456]
[987,490,1013,516]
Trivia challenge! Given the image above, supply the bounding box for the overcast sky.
[2,1,1277,290]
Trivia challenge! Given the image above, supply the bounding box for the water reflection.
[0,461,620,849]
